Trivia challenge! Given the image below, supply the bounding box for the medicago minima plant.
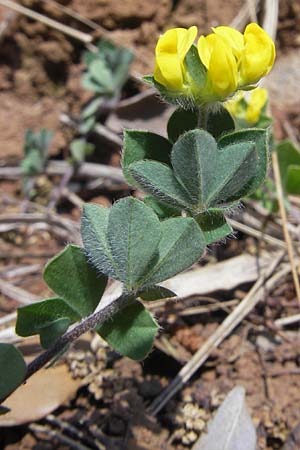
[0,23,275,407]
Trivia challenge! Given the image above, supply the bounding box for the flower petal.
[177,26,198,60]
[154,27,197,90]
[240,23,275,85]
[197,34,215,68]
[212,26,244,60]
[199,35,238,99]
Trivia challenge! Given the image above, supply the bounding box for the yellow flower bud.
[225,87,268,124]
[239,24,275,86]
[197,34,238,100]
[154,26,198,91]
[225,91,244,117]
[245,87,268,123]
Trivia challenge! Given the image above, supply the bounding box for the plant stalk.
[197,106,208,130]
[25,294,130,381]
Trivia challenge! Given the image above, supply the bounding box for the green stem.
[24,295,131,381]
[197,106,208,130]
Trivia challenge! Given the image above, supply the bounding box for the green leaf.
[37,318,71,349]
[185,44,207,90]
[81,97,103,119]
[107,198,161,289]
[277,140,300,192]
[81,204,118,280]
[0,343,26,402]
[16,297,79,343]
[218,128,269,197]
[167,108,198,143]
[206,105,235,139]
[44,245,107,318]
[172,129,257,208]
[79,116,96,134]
[83,40,133,94]
[122,130,172,186]
[90,59,113,89]
[97,301,158,360]
[129,160,192,209]
[139,285,176,301]
[286,165,300,194]
[171,129,217,205]
[82,73,108,94]
[196,209,233,245]
[142,217,205,286]
[143,195,181,219]
[70,139,95,164]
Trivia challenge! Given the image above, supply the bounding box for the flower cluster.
[153,24,275,106]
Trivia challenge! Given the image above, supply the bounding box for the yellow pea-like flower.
[151,23,275,108]
[239,23,275,85]
[205,23,275,90]
[198,34,238,100]
[154,26,198,91]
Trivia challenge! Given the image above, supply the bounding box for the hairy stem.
[25,294,130,381]
[197,106,208,129]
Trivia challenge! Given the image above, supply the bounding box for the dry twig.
[272,151,300,306]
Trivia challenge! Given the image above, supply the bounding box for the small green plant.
[277,139,300,195]
[21,128,53,198]
[0,23,275,406]
[80,39,134,133]
[70,138,95,164]
[21,128,53,176]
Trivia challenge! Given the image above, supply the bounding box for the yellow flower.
[154,26,197,90]
[240,23,275,85]
[212,23,275,86]
[151,23,275,108]
[197,34,238,100]
[245,87,268,123]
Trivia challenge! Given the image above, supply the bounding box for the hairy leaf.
[196,209,233,245]
[81,204,118,279]
[206,105,235,138]
[129,160,192,209]
[107,198,161,289]
[122,130,172,186]
[142,217,205,286]
[218,128,269,197]
[143,196,181,219]
[44,245,107,318]
[172,129,257,208]
[97,301,158,360]
[167,108,198,143]
[16,297,79,345]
